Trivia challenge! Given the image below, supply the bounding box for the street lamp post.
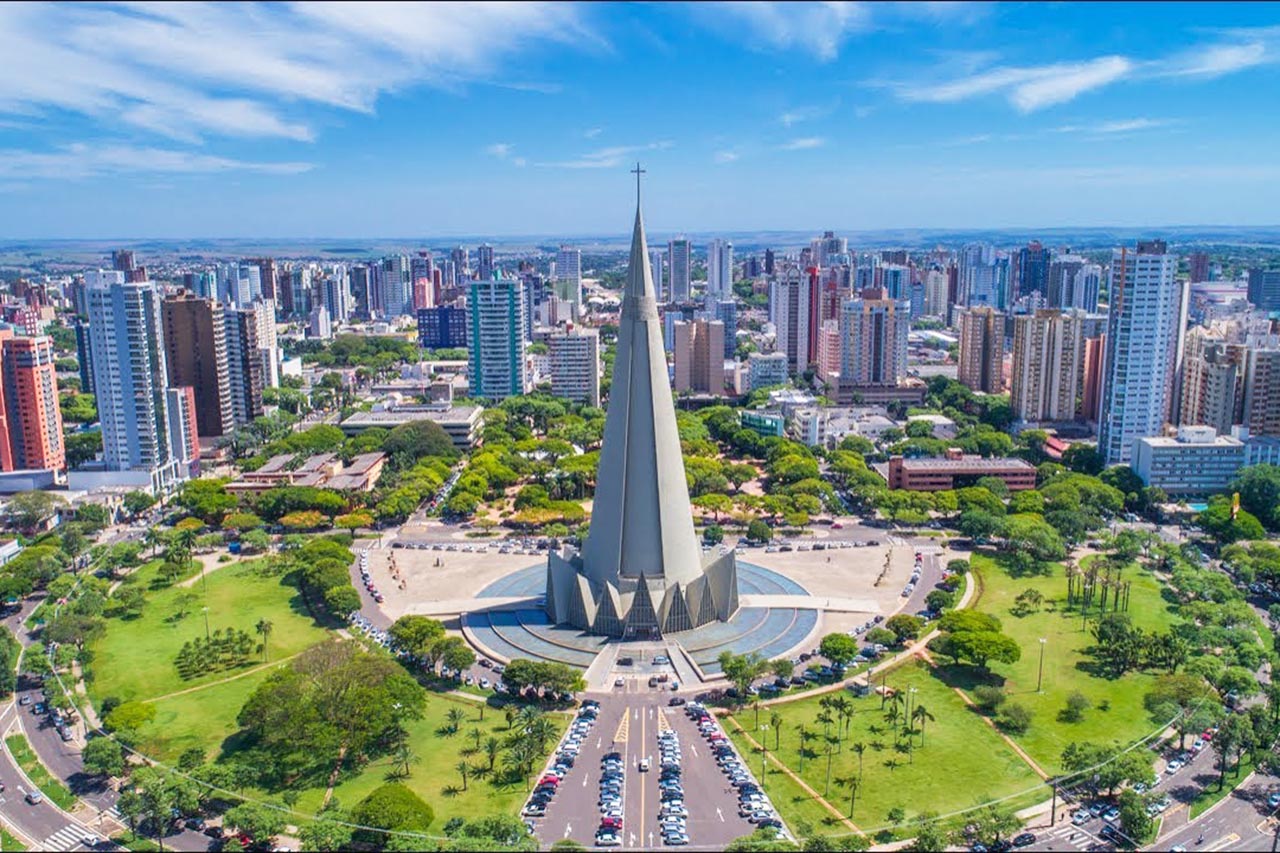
[202,606,211,640]
[759,725,769,792]
[1037,638,1047,693]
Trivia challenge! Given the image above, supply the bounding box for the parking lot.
[527,693,771,849]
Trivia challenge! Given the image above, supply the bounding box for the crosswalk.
[42,824,92,850]
[1038,824,1104,850]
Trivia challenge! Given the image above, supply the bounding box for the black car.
[1012,833,1036,848]
[668,697,686,706]
[202,826,225,839]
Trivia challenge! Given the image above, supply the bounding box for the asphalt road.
[532,690,760,850]
[1156,769,1280,852]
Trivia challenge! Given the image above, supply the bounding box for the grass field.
[965,552,1175,773]
[291,694,568,830]
[87,558,330,706]
[2,826,27,851]
[129,666,278,761]
[726,657,1044,832]
[4,734,76,810]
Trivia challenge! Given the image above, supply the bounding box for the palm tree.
[823,736,838,796]
[144,527,167,558]
[816,709,835,739]
[484,736,501,771]
[505,705,518,730]
[394,741,419,778]
[853,741,867,779]
[255,619,274,662]
[752,700,762,731]
[912,705,936,747]
[446,707,466,734]
[837,775,860,817]
[797,725,810,772]
[470,727,483,751]
[455,760,470,791]
[530,717,558,754]
[769,711,782,751]
[516,706,542,733]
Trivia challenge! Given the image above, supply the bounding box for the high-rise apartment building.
[668,238,691,302]
[1189,252,1211,284]
[957,307,1004,394]
[161,293,233,438]
[0,335,65,472]
[309,305,333,340]
[840,288,910,387]
[549,326,600,407]
[878,264,909,300]
[812,232,847,267]
[1178,328,1246,434]
[417,306,467,349]
[223,308,266,427]
[477,244,495,281]
[648,249,665,302]
[85,271,183,492]
[924,268,949,317]
[379,255,411,318]
[1099,240,1187,465]
[467,277,528,399]
[1010,309,1086,423]
[319,266,351,323]
[770,267,811,375]
[555,245,582,308]
[673,319,724,394]
[1248,268,1280,312]
[1015,241,1050,304]
[711,299,737,358]
[815,319,842,382]
[1082,335,1106,423]
[707,239,733,299]
[1244,347,1280,438]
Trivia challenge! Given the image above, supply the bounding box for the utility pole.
[1037,638,1047,693]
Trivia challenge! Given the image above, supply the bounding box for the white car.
[596,833,622,847]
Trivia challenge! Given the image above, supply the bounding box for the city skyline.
[2,2,1280,237]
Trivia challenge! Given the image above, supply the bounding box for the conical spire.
[580,187,703,588]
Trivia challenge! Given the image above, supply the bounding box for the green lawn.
[4,734,76,810]
[965,552,1175,774]
[86,558,330,705]
[1188,757,1256,819]
[291,694,569,829]
[109,830,161,852]
[726,658,1044,832]
[129,667,277,762]
[2,826,27,851]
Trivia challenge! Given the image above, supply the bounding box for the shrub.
[998,702,1032,734]
[1060,691,1091,723]
[973,685,1006,713]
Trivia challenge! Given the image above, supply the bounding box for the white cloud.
[714,150,740,164]
[778,137,826,151]
[486,143,514,158]
[705,2,984,62]
[537,141,671,169]
[1055,118,1173,135]
[1163,42,1269,78]
[711,1,873,62]
[584,127,604,139]
[779,100,840,127]
[0,144,312,180]
[894,55,1132,112]
[0,2,592,144]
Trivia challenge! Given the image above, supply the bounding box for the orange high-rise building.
[0,335,65,471]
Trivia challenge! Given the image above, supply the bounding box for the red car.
[539,776,560,787]
[601,817,623,830]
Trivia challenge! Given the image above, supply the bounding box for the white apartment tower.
[707,239,734,299]
[769,267,811,375]
[84,270,183,493]
[549,326,601,407]
[1099,241,1188,465]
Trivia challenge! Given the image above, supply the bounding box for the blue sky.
[2,1,1279,238]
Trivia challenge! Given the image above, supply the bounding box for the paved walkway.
[142,650,304,704]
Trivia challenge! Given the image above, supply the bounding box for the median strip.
[3,732,77,811]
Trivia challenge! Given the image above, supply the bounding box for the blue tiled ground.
[467,558,816,671]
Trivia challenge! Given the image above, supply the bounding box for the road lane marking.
[656,708,671,732]
[637,707,647,848]
[614,712,629,744]
[716,807,724,822]
[1207,834,1239,851]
